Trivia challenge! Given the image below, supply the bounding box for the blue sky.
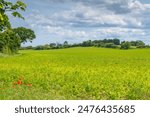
[10,0,150,46]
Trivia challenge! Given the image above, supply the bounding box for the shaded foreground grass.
[0,47,150,100]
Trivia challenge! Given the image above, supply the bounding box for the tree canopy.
[120,41,131,50]
[13,27,36,43]
[0,29,20,54]
[0,0,26,31]
[0,0,35,54]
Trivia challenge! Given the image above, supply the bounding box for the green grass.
[0,47,150,100]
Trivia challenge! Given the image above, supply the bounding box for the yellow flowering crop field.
[0,47,150,100]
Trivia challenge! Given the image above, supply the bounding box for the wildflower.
[17,80,22,85]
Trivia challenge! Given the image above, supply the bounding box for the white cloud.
[46,26,87,39]
[24,0,150,43]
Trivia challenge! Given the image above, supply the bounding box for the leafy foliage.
[22,39,147,50]
[0,0,35,54]
[13,27,36,43]
[120,41,131,50]
[130,40,145,48]
[0,0,26,31]
[0,29,20,54]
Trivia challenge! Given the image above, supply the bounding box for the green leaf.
[12,12,24,19]
[0,13,4,21]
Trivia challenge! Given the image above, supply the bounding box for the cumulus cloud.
[25,0,150,43]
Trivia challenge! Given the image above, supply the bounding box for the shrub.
[120,41,131,50]
[104,43,117,48]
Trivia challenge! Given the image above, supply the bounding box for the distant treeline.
[20,38,150,50]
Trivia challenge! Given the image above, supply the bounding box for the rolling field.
[0,47,150,100]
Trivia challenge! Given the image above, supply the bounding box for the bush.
[120,41,131,50]
[104,43,117,48]
[34,45,44,50]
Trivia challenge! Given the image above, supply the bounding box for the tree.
[0,0,27,54]
[63,41,69,48]
[64,41,68,45]
[82,40,92,47]
[120,41,131,49]
[56,43,63,48]
[130,41,136,46]
[50,43,56,48]
[113,38,120,45]
[104,43,117,48]
[43,44,50,50]
[0,1,36,54]
[13,27,36,43]
[34,45,44,50]
[0,29,20,54]
[136,40,145,48]
[0,0,26,31]
[130,40,145,46]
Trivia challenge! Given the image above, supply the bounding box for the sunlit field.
[0,47,150,100]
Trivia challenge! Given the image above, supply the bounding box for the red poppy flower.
[17,80,22,85]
